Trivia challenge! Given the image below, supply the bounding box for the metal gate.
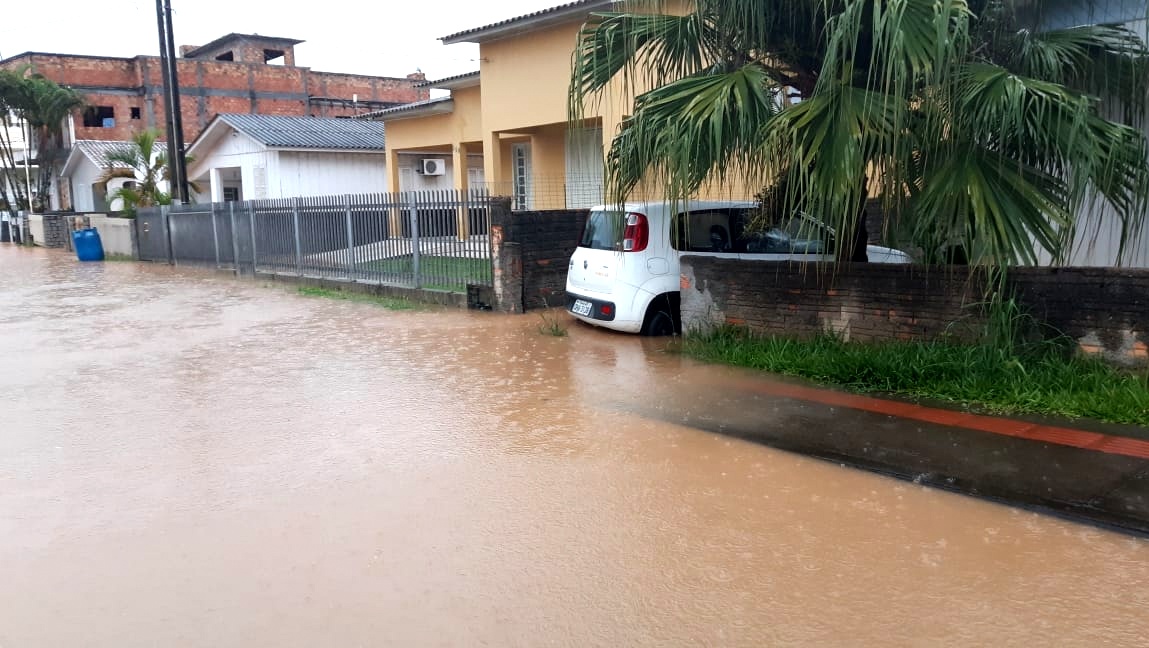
[135,209,171,262]
[136,190,493,292]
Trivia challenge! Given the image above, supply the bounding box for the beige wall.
[87,214,135,257]
[480,22,583,134]
[384,85,484,151]
[27,214,46,246]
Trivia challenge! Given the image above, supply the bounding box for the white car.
[565,200,912,335]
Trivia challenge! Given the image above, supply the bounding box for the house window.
[82,106,115,128]
[130,107,141,120]
[263,49,286,64]
[511,143,531,210]
[215,51,234,61]
[223,187,240,202]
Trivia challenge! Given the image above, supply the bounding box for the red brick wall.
[3,52,429,142]
[680,258,1149,366]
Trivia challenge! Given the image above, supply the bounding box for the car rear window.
[579,210,625,250]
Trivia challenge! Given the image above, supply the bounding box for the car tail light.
[622,213,648,252]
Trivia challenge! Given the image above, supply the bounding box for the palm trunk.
[0,119,26,218]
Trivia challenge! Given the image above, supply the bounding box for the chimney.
[406,70,426,82]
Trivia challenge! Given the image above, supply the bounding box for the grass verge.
[358,255,489,292]
[296,286,418,310]
[683,326,1149,426]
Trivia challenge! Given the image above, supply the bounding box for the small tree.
[98,129,198,216]
[0,67,84,216]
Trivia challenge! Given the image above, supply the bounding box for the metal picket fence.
[136,190,493,292]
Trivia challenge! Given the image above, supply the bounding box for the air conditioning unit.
[420,159,445,176]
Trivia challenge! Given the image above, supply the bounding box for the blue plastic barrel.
[73,228,105,262]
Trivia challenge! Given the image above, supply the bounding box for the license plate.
[571,299,593,316]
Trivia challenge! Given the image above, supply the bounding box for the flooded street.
[2,246,1148,647]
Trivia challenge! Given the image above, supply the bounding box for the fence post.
[229,201,241,274]
[210,203,221,268]
[292,197,303,275]
[161,205,174,265]
[248,202,258,273]
[408,192,420,288]
[345,196,356,279]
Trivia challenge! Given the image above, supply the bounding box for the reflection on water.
[1,247,1147,647]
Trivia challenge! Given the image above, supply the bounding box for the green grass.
[296,286,418,310]
[537,310,569,337]
[683,327,1149,426]
[358,255,490,292]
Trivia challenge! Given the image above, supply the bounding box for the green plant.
[537,310,569,337]
[295,285,418,310]
[683,323,1149,426]
[98,129,202,217]
[570,0,1149,266]
[357,255,490,292]
[536,296,569,337]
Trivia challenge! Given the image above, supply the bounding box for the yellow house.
[377,0,628,213]
[374,0,755,230]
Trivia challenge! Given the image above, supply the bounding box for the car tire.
[641,298,679,337]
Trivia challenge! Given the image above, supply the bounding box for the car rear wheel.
[640,297,680,337]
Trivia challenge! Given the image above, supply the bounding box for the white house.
[1028,0,1149,267]
[58,139,157,212]
[186,114,388,202]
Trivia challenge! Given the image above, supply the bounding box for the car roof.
[590,200,758,212]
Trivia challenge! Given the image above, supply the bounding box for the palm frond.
[607,63,784,200]
[912,142,1071,265]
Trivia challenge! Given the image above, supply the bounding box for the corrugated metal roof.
[441,0,614,43]
[217,114,386,150]
[354,97,454,120]
[73,139,162,169]
[415,71,480,89]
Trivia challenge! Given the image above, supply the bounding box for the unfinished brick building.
[1,33,429,143]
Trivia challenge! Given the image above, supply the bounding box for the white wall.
[1025,6,1149,267]
[27,213,45,245]
[68,158,104,212]
[187,131,277,201]
[274,151,388,197]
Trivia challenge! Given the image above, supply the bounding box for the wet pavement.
[2,246,1149,647]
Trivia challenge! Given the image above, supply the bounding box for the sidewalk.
[636,370,1149,535]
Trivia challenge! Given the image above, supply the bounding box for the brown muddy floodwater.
[1,246,1148,647]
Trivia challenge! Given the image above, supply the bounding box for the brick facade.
[489,202,588,312]
[680,258,1149,365]
[2,37,428,143]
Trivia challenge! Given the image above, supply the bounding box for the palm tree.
[0,68,84,215]
[21,76,85,207]
[570,0,1149,265]
[98,129,198,216]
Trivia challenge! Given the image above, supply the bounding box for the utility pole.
[155,0,189,204]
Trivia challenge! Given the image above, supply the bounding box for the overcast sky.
[0,0,561,80]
